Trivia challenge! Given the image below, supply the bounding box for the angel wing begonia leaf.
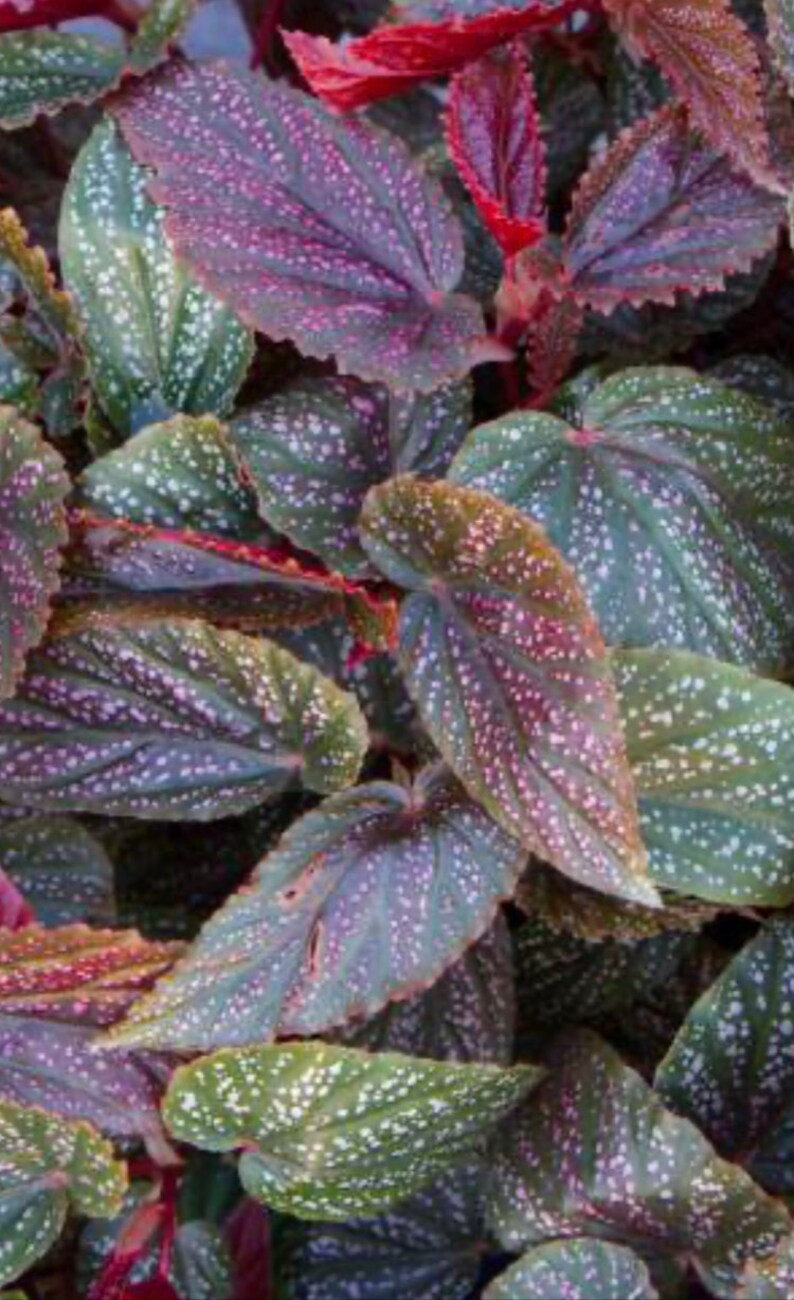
[449,366,794,671]
[615,649,794,905]
[229,377,472,578]
[484,1239,658,1300]
[360,477,654,906]
[163,1042,540,1220]
[0,924,181,1026]
[60,119,254,441]
[603,0,772,187]
[563,104,783,312]
[0,32,124,130]
[0,620,367,817]
[739,1235,794,1299]
[109,61,488,393]
[282,1,581,111]
[445,42,546,257]
[0,406,68,699]
[486,1029,793,1295]
[103,765,524,1051]
[0,1099,127,1286]
[0,815,114,927]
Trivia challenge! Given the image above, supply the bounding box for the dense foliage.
[1,0,794,1296]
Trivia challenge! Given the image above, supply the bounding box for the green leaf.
[0,406,68,699]
[105,765,523,1050]
[60,119,253,441]
[80,414,267,539]
[656,919,794,1162]
[281,1159,486,1300]
[615,648,794,905]
[126,0,198,74]
[0,33,123,131]
[449,366,794,671]
[0,815,114,927]
[229,376,472,576]
[0,1098,127,1286]
[164,1041,539,1220]
[486,1030,793,1295]
[739,1234,794,1299]
[0,620,367,818]
[484,1239,658,1299]
[360,476,654,906]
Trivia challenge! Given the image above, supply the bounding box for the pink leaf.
[0,866,35,930]
[446,42,546,256]
[282,0,582,111]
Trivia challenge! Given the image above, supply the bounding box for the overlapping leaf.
[0,620,367,818]
[615,649,794,905]
[60,119,253,440]
[229,377,472,577]
[485,1239,658,1299]
[104,765,524,1050]
[603,0,771,186]
[283,1,581,110]
[110,61,487,392]
[0,815,114,926]
[486,1030,793,1295]
[446,43,546,256]
[360,477,654,905]
[163,1042,539,1220]
[0,406,68,698]
[563,104,783,311]
[449,366,794,670]
[740,1235,794,1298]
[0,1099,127,1285]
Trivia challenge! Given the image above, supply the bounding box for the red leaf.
[0,866,35,930]
[446,42,546,256]
[603,0,774,188]
[226,1199,271,1300]
[282,0,582,110]
[0,0,133,34]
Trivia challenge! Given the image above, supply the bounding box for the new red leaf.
[446,43,546,257]
[283,1,581,110]
[111,61,488,393]
[604,0,773,188]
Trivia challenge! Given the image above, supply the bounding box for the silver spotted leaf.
[360,476,654,906]
[486,1029,793,1296]
[0,1098,127,1286]
[450,366,794,672]
[60,119,253,440]
[484,1239,658,1299]
[615,649,794,905]
[104,765,524,1051]
[163,1041,540,1220]
[281,1158,486,1300]
[563,104,783,311]
[0,32,124,130]
[229,376,472,576]
[110,61,487,392]
[0,620,367,818]
[656,919,794,1162]
[0,406,68,698]
[0,815,114,926]
[80,414,267,540]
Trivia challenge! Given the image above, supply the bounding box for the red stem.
[250,0,288,72]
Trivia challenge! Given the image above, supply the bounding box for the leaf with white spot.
[0,406,68,699]
[449,366,794,671]
[484,1239,658,1299]
[281,1158,486,1300]
[0,32,124,130]
[125,0,198,75]
[656,919,794,1164]
[0,815,114,926]
[615,649,794,905]
[0,1098,127,1286]
[0,620,368,818]
[767,1,794,96]
[739,1234,794,1298]
[360,476,654,906]
[563,104,783,311]
[81,415,266,540]
[163,1041,539,1220]
[229,377,472,577]
[60,118,254,441]
[0,923,181,1026]
[110,61,488,392]
[486,1029,793,1296]
[104,765,524,1051]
